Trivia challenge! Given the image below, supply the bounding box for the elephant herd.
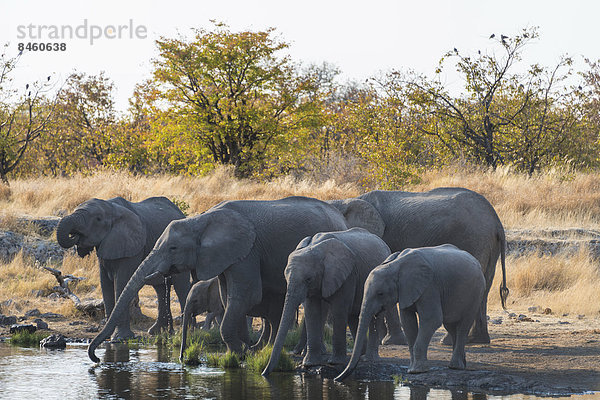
[56,187,508,380]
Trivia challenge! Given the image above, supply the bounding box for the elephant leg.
[202,312,215,330]
[111,264,136,341]
[400,309,418,369]
[376,314,388,343]
[410,308,442,374]
[449,319,470,370]
[328,305,349,365]
[303,296,327,367]
[148,282,172,335]
[293,317,307,355]
[468,295,491,344]
[237,313,251,347]
[382,305,406,345]
[363,316,381,361]
[267,299,283,346]
[99,266,115,321]
[220,299,249,354]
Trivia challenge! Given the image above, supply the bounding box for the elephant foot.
[111,327,135,342]
[449,359,466,370]
[382,332,407,346]
[440,333,453,346]
[148,321,170,335]
[467,333,490,344]
[328,354,349,365]
[360,353,381,362]
[292,343,305,356]
[302,352,327,368]
[407,361,429,374]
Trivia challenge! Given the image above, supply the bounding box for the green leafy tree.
[0,45,55,183]
[152,22,325,177]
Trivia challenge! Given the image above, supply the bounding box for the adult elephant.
[88,196,348,362]
[329,188,507,344]
[56,197,191,340]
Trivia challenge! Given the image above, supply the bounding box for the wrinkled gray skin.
[329,188,508,344]
[180,277,224,361]
[56,197,191,340]
[263,228,391,376]
[336,244,486,381]
[88,196,347,362]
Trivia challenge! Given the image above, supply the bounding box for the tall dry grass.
[488,249,600,316]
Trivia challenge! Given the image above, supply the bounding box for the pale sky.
[2,0,599,111]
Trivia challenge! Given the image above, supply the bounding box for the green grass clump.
[186,327,224,348]
[283,326,302,350]
[206,351,240,369]
[10,331,47,347]
[182,341,205,366]
[245,345,296,373]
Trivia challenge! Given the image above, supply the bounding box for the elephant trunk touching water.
[89,250,164,362]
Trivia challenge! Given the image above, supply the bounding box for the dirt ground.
[2,307,600,396]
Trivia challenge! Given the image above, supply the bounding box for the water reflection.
[0,343,590,400]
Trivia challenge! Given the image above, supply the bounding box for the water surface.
[0,343,595,400]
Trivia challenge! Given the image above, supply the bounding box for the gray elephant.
[56,197,191,339]
[180,277,224,360]
[263,228,391,376]
[87,196,348,362]
[329,188,507,344]
[335,244,485,380]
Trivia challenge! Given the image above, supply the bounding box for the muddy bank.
[305,310,600,397]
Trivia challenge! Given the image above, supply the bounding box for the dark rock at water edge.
[0,315,17,325]
[40,334,66,349]
[10,324,37,334]
[34,319,49,330]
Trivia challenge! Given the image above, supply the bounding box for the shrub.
[10,331,47,347]
[245,345,296,373]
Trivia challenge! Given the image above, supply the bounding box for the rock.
[528,306,540,313]
[543,308,552,315]
[34,319,48,330]
[0,315,17,325]
[40,334,66,349]
[31,290,44,297]
[559,321,570,325]
[10,324,37,334]
[578,315,585,319]
[508,313,517,318]
[39,312,64,319]
[47,293,61,300]
[75,299,104,320]
[25,309,41,317]
[69,321,85,326]
[0,230,67,264]
[85,326,99,333]
[490,318,503,325]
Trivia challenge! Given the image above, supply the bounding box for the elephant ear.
[329,199,385,237]
[295,236,312,250]
[396,253,434,309]
[194,208,256,281]
[320,238,356,298]
[97,203,146,260]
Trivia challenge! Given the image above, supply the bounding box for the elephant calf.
[336,244,485,381]
[263,228,391,376]
[180,277,224,361]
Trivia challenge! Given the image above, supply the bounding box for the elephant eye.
[96,217,101,222]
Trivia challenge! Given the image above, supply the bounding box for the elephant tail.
[498,229,509,310]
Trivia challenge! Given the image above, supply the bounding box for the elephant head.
[180,278,220,361]
[327,199,385,238]
[56,198,145,259]
[262,236,355,376]
[88,208,256,362]
[335,250,433,381]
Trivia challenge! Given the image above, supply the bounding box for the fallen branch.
[42,266,85,305]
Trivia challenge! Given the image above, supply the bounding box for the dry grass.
[488,249,600,316]
[0,166,360,217]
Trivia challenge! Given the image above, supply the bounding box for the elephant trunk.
[88,250,164,363]
[56,212,84,248]
[180,305,193,362]
[262,287,305,376]
[335,303,375,381]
